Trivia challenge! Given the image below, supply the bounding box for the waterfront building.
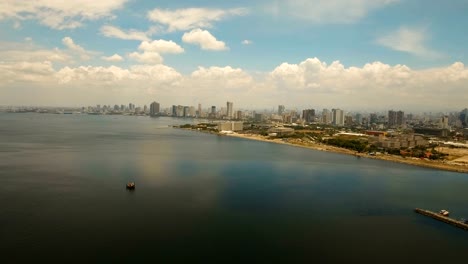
[189,106,196,117]
[150,101,160,116]
[217,121,243,132]
[183,106,189,117]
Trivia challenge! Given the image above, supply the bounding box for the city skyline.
[1,1,468,111]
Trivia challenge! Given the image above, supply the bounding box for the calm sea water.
[0,113,467,262]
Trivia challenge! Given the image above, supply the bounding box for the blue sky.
[1,0,467,111]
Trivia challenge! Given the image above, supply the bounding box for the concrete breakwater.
[414,208,468,231]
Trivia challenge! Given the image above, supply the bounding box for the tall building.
[198,103,202,117]
[302,109,315,123]
[460,108,468,127]
[211,106,216,114]
[322,109,331,124]
[332,109,344,126]
[226,101,233,119]
[278,105,285,115]
[150,101,160,116]
[388,110,404,127]
[183,106,189,117]
[172,105,177,116]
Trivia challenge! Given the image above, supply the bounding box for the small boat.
[126,182,135,189]
[439,209,449,217]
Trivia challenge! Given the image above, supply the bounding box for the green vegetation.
[324,138,367,152]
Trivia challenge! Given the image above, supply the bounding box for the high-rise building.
[198,103,202,117]
[302,109,315,123]
[388,110,404,127]
[226,101,233,119]
[460,108,468,127]
[332,109,344,126]
[322,109,331,124]
[236,110,243,120]
[278,105,285,115]
[150,101,160,116]
[211,106,216,114]
[189,106,196,117]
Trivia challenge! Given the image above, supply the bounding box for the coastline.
[181,128,468,174]
[225,133,468,173]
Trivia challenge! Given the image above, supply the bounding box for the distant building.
[217,121,243,132]
[236,110,243,120]
[322,109,331,124]
[278,105,285,115]
[332,109,344,126]
[267,127,295,136]
[254,113,264,122]
[226,101,233,119]
[150,101,160,116]
[302,109,315,123]
[388,110,404,128]
[198,103,202,117]
[413,128,450,137]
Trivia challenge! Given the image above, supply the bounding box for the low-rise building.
[217,121,244,132]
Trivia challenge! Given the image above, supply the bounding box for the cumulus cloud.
[138,40,184,54]
[101,54,124,62]
[1,56,468,111]
[128,51,163,64]
[147,7,247,31]
[100,25,151,41]
[0,0,128,30]
[377,26,442,58]
[62,37,94,60]
[241,40,252,45]
[182,29,228,51]
[268,0,397,23]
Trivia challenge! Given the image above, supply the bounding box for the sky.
[1,0,467,112]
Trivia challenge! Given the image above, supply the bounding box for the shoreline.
[180,128,468,174]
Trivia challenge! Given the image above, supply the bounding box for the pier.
[414,208,468,231]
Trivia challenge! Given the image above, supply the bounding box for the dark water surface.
[1,113,467,262]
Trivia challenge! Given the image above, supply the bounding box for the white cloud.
[147,7,247,31]
[241,40,252,45]
[268,0,397,23]
[0,44,70,63]
[138,40,184,54]
[100,25,150,41]
[377,26,442,58]
[62,37,94,60]
[128,51,163,64]
[101,54,124,62]
[0,0,128,30]
[2,56,468,111]
[182,29,228,51]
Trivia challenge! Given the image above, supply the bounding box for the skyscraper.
[278,105,285,115]
[332,109,344,126]
[150,101,160,116]
[227,101,233,119]
[302,109,315,123]
[388,110,404,127]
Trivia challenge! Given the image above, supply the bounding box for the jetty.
[414,208,468,231]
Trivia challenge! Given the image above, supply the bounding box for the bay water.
[1,113,467,262]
